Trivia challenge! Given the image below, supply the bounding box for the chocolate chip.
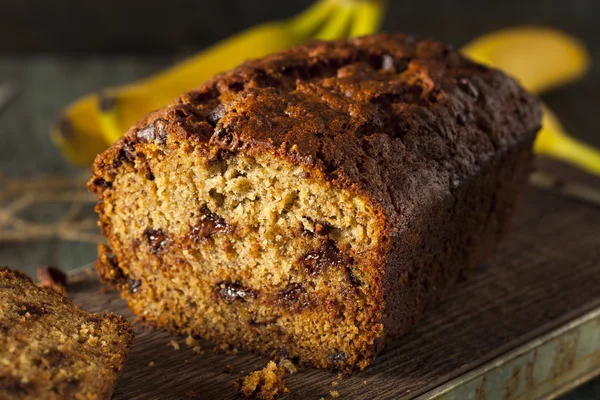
[228,82,244,92]
[37,266,67,292]
[327,350,348,365]
[137,124,156,142]
[16,303,45,318]
[300,229,313,238]
[315,223,331,236]
[189,206,229,241]
[208,104,226,127]
[347,268,362,287]
[144,228,169,254]
[216,282,256,303]
[154,119,168,143]
[129,279,142,294]
[381,54,395,71]
[457,76,479,98]
[301,241,352,276]
[137,119,169,144]
[117,142,136,164]
[92,177,112,189]
[209,126,241,152]
[278,283,310,311]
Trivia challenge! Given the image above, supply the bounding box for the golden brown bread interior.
[0,266,133,400]
[88,33,541,371]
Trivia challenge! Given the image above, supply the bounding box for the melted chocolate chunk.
[136,124,157,142]
[143,228,169,254]
[117,142,136,164]
[208,104,226,127]
[129,279,142,294]
[137,119,168,144]
[92,177,112,189]
[301,241,351,276]
[16,303,45,318]
[216,282,256,303]
[278,283,310,311]
[209,126,241,152]
[381,54,395,71]
[189,206,229,241]
[347,268,362,287]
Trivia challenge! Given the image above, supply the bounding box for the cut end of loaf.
[90,144,388,370]
[0,266,133,400]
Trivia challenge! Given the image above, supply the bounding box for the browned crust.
[88,33,541,370]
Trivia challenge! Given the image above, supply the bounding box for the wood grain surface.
[67,183,600,400]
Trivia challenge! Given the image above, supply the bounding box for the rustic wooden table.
[0,51,599,398]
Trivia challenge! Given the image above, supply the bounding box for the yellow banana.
[53,0,386,166]
[461,26,590,94]
[51,94,109,167]
[535,106,600,175]
[462,27,600,177]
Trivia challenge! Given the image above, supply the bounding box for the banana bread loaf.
[88,33,541,371]
[0,266,133,399]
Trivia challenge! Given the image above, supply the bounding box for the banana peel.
[462,26,600,177]
[461,26,590,95]
[53,0,386,166]
[51,93,109,167]
[536,106,600,175]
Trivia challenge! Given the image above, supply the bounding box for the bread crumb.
[214,343,238,354]
[331,381,338,386]
[278,359,297,374]
[337,373,343,380]
[234,360,288,400]
[192,345,202,355]
[185,390,196,398]
[148,361,155,367]
[185,335,197,348]
[222,364,236,373]
[168,340,180,350]
[363,380,367,385]
[330,390,340,398]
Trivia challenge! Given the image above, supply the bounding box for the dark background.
[1,0,599,55]
[0,1,598,398]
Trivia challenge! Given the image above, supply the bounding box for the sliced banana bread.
[88,33,541,371]
[0,266,133,399]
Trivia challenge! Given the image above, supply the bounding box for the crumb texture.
[0,266,133,400]
[89,33,541,371]
[234,361,288,400]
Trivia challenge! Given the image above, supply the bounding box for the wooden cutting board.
[68,173,600,400]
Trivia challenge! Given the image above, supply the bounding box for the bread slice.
[88,33,541,371]
[0,266,133,399]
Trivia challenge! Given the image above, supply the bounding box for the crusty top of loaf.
[92,33,541,230]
